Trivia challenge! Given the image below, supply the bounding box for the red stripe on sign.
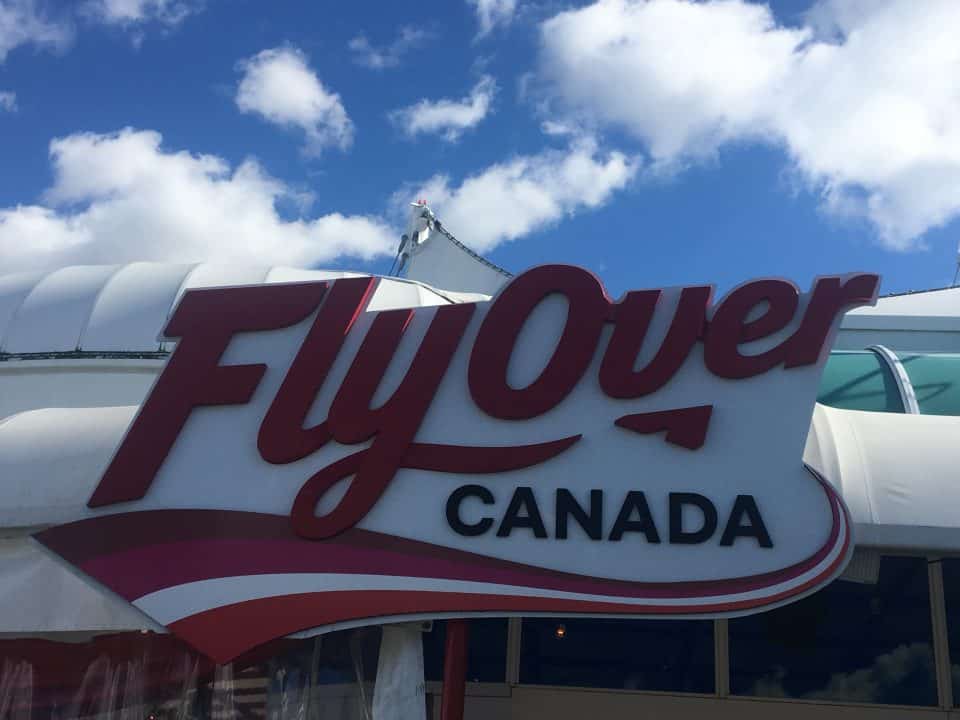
[173,521,849,666]
[37,467,846,605]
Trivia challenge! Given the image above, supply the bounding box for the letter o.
[469,265,610,419]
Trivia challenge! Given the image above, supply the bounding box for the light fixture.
[554,623,566,639]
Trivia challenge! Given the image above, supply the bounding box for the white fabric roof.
[846,286,960,320]
[0,263,487,355]
[804,403,960,551]
[836,286,960,351]
[0,535,159,634]
[841,286,960,334]
[401,217,511,296]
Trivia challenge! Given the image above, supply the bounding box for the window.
[0,628,381,719]
[818,351,905,413]
[730,556,936,705]
[936,558,960,705]
[897,353,960,416]
[423,618,508,683]
[519,618,714,693]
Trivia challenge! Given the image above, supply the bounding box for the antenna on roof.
[388,199,435,277]
[954,246,960,287]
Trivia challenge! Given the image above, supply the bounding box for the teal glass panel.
[897,353,960,416]
[817,351,904,413]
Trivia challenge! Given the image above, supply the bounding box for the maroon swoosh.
[37,467,844,603]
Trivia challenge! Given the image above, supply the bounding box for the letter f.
[88,282,329,507]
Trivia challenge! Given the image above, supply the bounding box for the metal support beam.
[868,344,920,414]
[714,618,730,698]
[928,560,954,709]
[506,617,522,685]
[440,620,470,720]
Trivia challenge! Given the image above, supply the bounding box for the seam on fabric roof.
[392,275,476,305]
[432,220,512,279]
[415,282,450,306]
[168,263,204,313]
[0,274,43,354]
[163,263,203,348]
[75,264,127,351]
[0,267,93,354]
[375,273,459,305]
[846,418,877,525]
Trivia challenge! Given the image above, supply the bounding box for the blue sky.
[1,0,959,298]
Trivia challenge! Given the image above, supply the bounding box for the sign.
[35,265,879,662]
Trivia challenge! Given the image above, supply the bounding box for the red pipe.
[440,620,469,720]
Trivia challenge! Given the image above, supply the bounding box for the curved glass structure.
[818,351,905,413]
[896,352,960,416]
[818,349,960,416]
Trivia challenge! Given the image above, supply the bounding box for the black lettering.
[720,495,773,548]
[669,492,718,544]
[497,487,547,538]
[446,485,495,537]
[556,489,603,540]
[609,491,661,543]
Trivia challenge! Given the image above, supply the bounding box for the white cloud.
[468,0,517,37]
[0,91,15,111]
[540,119,580,137]
[84,0,202,26]
[349,26,430,70]
[390,75,497,142]
[537,0,960,250]
[407,136,637,252]
[236,47,353,156]
[0,0,71,63]
[0,128,395,274]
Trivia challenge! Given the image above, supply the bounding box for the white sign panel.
[36,265,880,662]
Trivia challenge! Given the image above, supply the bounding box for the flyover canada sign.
[36,265,879,662]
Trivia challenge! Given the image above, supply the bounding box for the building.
[2,212,960,719]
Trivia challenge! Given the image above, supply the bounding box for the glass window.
[936,558,960,705]
[818,351,904,413]
[897,353,960,416]
[519,618,714,693]
[423,618,508,683]
[0,628,381,719]
[730,556,936,706]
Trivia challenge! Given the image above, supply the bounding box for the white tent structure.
[396,201,510,296]
[837,285,960,352]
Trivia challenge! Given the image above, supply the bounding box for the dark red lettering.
[784,273,880,368]
[600,287,710,397]
[258,277,376,464]
[88,282,328,507]
[704,280,799,379]
[292,303,476,538]
[469,265,610,419]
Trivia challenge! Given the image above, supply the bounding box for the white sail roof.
[837,286,960,351]
[804,403,960,551]
[0,262,487,356]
